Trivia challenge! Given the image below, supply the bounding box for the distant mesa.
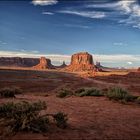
[0,56,67,69]
[0,57,39,67]
[33,57,54,69]
[65,52,95,72]
[0,52,129,72]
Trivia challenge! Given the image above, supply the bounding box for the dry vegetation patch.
[0,101,68,137]
[75,88,103,97]
[106,87,138,103]
[0,87,22,98]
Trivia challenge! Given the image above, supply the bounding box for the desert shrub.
[53,112,68,129]
[57,89,73,98]
[75,88,85,94]
[136,96,140,104]
[76,88,103,97]
[30,117,49,133]
[0,87,22,98]
[101,88,108,94]
[0,101,48,134]
[106,87,136,102]
[0,101,68,136]
[123,94,137,102]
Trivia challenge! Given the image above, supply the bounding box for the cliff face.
[66,52,95,72]
[33,57,54,69]
[0,57,39,67]
[71,52,93,65]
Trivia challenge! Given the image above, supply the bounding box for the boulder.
[66,52,95,72]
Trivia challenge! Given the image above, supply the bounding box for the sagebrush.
[75,88,103,97]
[0,101,68,136]
[57,89,73,98]
[106,87,136,102]
[0,87,22,98]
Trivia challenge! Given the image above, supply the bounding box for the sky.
[0,0,140,68]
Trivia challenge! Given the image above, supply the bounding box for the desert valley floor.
[0,68,140,139]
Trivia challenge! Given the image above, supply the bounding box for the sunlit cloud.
[93,54,140,63]
[32,0,58,6]
[127,61,133,65]
[42,11,54,15]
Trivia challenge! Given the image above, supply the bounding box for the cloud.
[0,41,7,45]
[117,0,140,29]
[64,24,91,29]
[93,54,140,63]
[127,61,133,65]
[17,49,39,54]
[59,10,106,19]
[32,0,58,6]
[117,1,135,14]
[85,0,140,29]
[85,2,119,9]
[20,37,25,40]
[113,42,127,46]
[42,11,54,15]
[2,42,7,45]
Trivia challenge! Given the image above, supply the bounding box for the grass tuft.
[57,89,73,98]
[106,87,136,102]
[0,87,22,98]
[136,96,140,104]
[53,112,68,129]
[75,88,103,97]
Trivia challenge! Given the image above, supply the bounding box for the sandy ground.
[1,94,140,140]
[0,68,140,139]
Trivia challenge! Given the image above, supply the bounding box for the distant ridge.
[0,57,39,67]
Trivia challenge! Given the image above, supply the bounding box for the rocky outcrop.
[138,67,140,72]
[0,57,39,67]
[33,57,54,69]
[65,52,95,72]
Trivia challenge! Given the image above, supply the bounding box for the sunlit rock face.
[33,57,54,69]
[66,52,95,72]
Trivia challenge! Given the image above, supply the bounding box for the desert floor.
[0,68,140,139]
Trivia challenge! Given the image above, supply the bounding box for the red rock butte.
[33,57,54,69]
[65,52,95,72]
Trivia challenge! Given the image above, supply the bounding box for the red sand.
[0,68,140,139]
